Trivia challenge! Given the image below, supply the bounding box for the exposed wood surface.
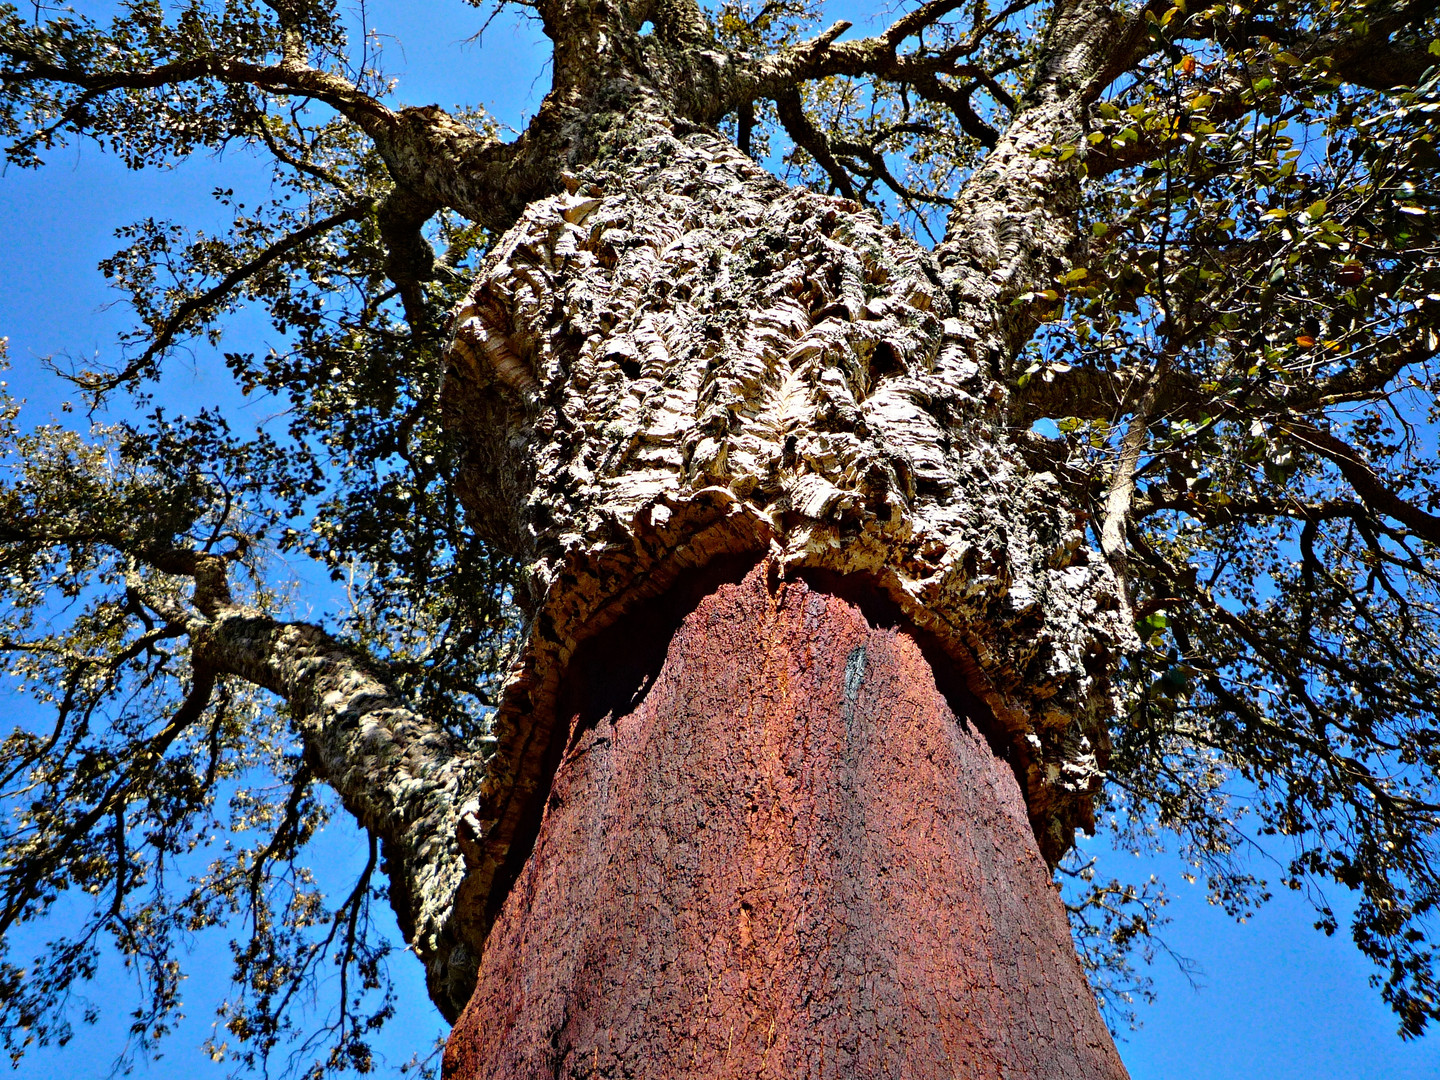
[443,563,1127,1079]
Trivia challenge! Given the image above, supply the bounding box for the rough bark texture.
[440,122,1133,946]
[193,606,485,1018]
[442,563,1127,1079]
[15,0,1440,1059]
[934,0,1147,369]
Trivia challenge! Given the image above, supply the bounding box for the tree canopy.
[2,0,1440,1074]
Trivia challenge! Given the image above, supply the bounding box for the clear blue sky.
[2,2,1438,1077]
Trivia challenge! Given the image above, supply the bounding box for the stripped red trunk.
[443,563,1126,1078]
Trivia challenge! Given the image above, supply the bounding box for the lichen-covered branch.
[189,604,487,1019]
[936,0,1152,374]
[117,545,488,1020]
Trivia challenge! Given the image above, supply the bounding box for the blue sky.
[2,2,1439,1077]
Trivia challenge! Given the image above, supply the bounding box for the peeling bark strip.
[440,123,1134,935]
[442,566,1128,1079]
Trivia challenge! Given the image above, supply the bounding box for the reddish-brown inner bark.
[444,562,1127,1079]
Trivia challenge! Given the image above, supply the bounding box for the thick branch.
[1,50,394,137]
[182,604,482,1018]
[1100,355,1172,595]
[1133,490,1402,531]
[0,494,487,1015]
[126,543,488,1019]
[776,89,857,199]
[0,47,537,231]
[910,71,1000,147]
[1014,331,1439,431]
[1013,362,1206,425]
[376,188,444,329]
[936,0,1154,373]
[703,0,1035,128]
[738,23,980,106]
[1280,421,1440,545]
[1311,335,1440,407]
[646,0,712,46]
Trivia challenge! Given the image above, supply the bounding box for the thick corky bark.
[440,120,1132,944]
[442,564,1127,1079]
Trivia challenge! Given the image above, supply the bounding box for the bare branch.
[1100,354,1173,597]
[1280,420,1440,545]
[75,199,376,396]
[0,49,395,138]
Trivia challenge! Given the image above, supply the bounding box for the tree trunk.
[436,112,1133,1074]
[442,563,1126,1078]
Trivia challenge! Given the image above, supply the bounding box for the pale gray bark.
[192,609,487,1019]
[936,0,1148,370]
[120,547,490,1020]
